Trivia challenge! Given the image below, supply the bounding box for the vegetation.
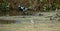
[0,0,60,16]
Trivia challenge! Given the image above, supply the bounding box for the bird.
[18,5,28,12]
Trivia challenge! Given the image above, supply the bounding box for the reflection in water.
[0,19,20,24]
[15,20,21,24]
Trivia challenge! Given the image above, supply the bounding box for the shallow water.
[0,19,60,31]
[0,11,60,31]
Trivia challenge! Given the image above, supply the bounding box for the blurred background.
[0,0,60,16]
[0,0,60,31]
